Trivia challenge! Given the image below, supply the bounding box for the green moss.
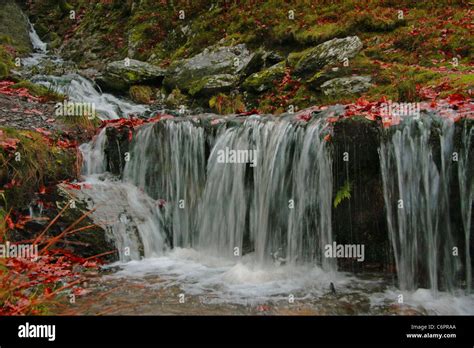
[129,85,153,104]
[0,62,9,79]
[0,128,77,210]
[287,50,307,68]
[242,62,286,93]
[348,14,406,33]
[165,88,188,109]
[0,45,14,78]
[209,93,245,114]
[11,81,65,102]
[293,23,346,46]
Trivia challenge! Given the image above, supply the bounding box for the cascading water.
[22,21,147,119]
[379,116,472,294]
[14,11,473,314]
[78,128,167,261]
[198,117,334,270]
[91,116,334,271]
[123,120,207,248]
[458,123,474,293]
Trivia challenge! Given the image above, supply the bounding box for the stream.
[21,20,474,315]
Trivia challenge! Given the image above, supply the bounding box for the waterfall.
[23,20,147,119]
[79,127,108,175]
[123,120,207,248]
[81,116,335,270]
[379,116,470,294]
[78,128,167,261]
[31,74,148,120]
[198,118,334,269]
[458,122,474,293]
[27,18,47,53]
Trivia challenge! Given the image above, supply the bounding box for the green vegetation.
[26,0,472,111]
[10,81,65,102]
[129,85,153,104]
[334,180,352,208]
[0,128,77,210]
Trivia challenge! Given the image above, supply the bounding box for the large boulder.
[97,59,166,92]
[320,76,373,96]
[293,36,363,76]
[163,43,254,93]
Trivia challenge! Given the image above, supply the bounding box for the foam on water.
[107,248,346,304]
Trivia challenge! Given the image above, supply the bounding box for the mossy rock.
[163,44,255,93]
[97,59,166,92]
[188,74,238,97]
[129,85,153,104]
[320,76,373,96]
[293,36,363,77]
[242,62,286,93]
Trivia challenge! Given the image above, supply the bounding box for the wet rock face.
[321,76,373,96]
[0,0,32,55]
[293,36,363,76]
[96,59,167,92]
[163,43,254,93]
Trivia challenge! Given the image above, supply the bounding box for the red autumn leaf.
[0,137,19,152]
[35,128,52,136]
[5,216,14,229]
[447,93,466,105]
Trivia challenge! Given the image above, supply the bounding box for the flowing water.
[379,117,473,296]
[21,20,474,315]
[21,20,148,119]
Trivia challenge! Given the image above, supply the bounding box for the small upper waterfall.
[22,20,148,119]
[379,116,473,294]
[31,74,148,119]
[27,18,47,53]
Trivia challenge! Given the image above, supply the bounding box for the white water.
[71,114,474,313]
[31,74,148,119]
[379,117,472,294]
[24,12,472,313]
[106,248,346,305]
[23,21,148,119]
[119,117,335,270]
